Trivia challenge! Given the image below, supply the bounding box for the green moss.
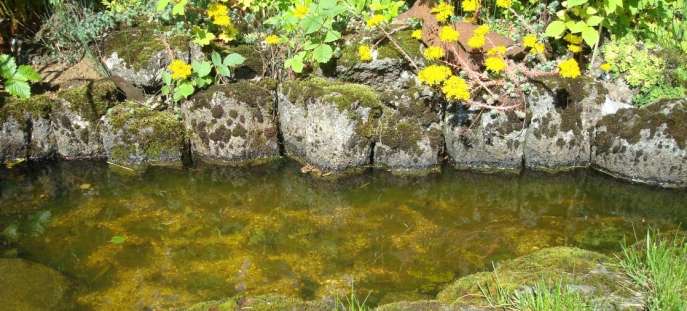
[283,78,382,112]
[192,81,274,112]
[185,298,238,311]
[0,95,54,123]
[103,24,191,70]
[339,30,421,67]
[57,79,122,121]
[380,117,423,155]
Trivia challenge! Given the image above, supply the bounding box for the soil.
[37,57,105,90]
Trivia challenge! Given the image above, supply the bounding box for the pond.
[1,160,686,310]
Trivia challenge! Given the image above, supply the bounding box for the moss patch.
[103,24,191,70]
[191,81,274,112]
[282,78,382,112]
[0,95,54,123]
[57,79,123,121]
[220,44,264,79]
[339,30,422,67]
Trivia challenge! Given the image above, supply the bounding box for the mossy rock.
[0,258,71,311]
[436,247,642,309]
[375,300,458,311]
[282,77,382,112]
[102,102,185,169]
[185,295,332,311]
[0,95,56,162]
[185,298,238,311]
[56,79,123,122]
[221,44,264,80]
[339,30,422,67]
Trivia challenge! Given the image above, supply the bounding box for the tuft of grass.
[334,283,372,311]
[480,273,591,311]
[619,230,687,311]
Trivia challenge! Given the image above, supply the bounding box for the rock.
[102,25,200,89]
[222,45,264,80]
[524,79,605,172]
[0,258,70,311]
[374,90,442,174]
[592,99,687,188]
[336,30,422,91]
[375,300,483,311]
[437,247,644,310]
[444,105,526,172]
[278,78,381,175]
[184,295,332,311]
[181,82,280,165]
[101,102,185,169]
[0,96,55,162]
[52,80,122,159]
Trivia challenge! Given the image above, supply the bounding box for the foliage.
[605,0,686,52]
[632,85,685,107]
[334,283,371,311]
[544,0,605,50]
[0,54,42,98]
[619,231,687,310]
[481,274,591,310]
[603,36,665,89]
[161,52,245,102]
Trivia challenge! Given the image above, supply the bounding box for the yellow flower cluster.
[496,0,512,8]
[168,59,192,80]
[207,3,230,26]
[418,65,452,86]
[411,29,423,40]
[558,58,581,78]
[564,34,583,45]
[358,45,373,62]
[265,35,281,45]
[467,25,489,49]
[487,45,506,56]
[600,63,612,72]
[462,0,479,12]
[423,46,445,61]
[442,75,470,101]
[366,14,385,28]
[522,34,545,54]
[568,44,582,53]
[439,26,459,43]
[485,56,507,73]
[293,4,309,19]
[431,2,454,22]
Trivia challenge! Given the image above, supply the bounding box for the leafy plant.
[603,35,665,90]
[544,0,606,49]
[0,54,41,98]
[632,85,685,107]
[162,52,245,102]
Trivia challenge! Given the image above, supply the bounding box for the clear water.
[1,160,686,310]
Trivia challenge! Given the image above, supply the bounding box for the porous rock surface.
[181,82,280,165]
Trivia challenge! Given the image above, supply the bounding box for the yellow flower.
[423,46,445,61]
[474,24,490,36]
[462,0,479,12]
[600,63,612,72]
[207,3,229,19]
[564,33,583,45]
[485,56,507,73]
[366,14,385,28]
[467,35,485,49]
[439,26,460,43]
[558,58,581,78]
[358,45,373,62]
[487,45,507,56]
[531,42,545,54]
[265,35,281,45]
[418,65,452,86]
[567,44,582,53]
[168,59,192,80]
[212,14,231,26]
[431,2,454,22]
[496,0,512,8]
[442,75,470,101]
[522,34,537,48]
[411,29,423,40]
[293,4,309,19]
[218,24,238,42]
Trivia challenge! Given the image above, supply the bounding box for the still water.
[1,160,685,309]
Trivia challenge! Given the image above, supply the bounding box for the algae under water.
[0,160,686,310]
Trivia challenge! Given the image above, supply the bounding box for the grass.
[480,272,591,311]
[334,282,372,311]
[619,230,687,311]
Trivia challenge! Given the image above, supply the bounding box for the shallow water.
[1,160,686,310]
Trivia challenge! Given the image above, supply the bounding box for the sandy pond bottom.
[0,160,686,310]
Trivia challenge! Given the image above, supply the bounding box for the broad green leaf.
[324,30,341,43]
[155,0,169,11]
[211,52,222,66]
[566,0,588,7]
[16,65,41,82]
[0,54,17,80]
[162,72,172,85]
[585,7,597,14]
[285,54,305,73]
[567,21,587,33]
[172,0,187,15]
[175,82,195,100]
[544,21,567,38]
[192,27,216,46]
[110,235,127,244]
[313,44,333,64]
[319,0,337,10]
[223,53,246,67]
[303,42,319,50]
[586,15,604,26]
[216,65,231,77]
[5,80,31,99]
[581,27,599,47]
[192,60,212,77]
[161,85,170,95]
[301,16,323,35]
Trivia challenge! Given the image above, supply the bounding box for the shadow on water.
[1,160,686,309]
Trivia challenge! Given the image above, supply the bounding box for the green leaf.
[0,54,17,80]
[301,16,323,35]
[192,26,216,46]
[544,21,567,38]
[110,235,127,244]
[581,27,599,47]
[172,0,187,15]
[223,53,246,67]
[586,15,604,26]
[313,44,333,64]
[216,64,231,77]
[285,54,305,73]
[155,0,169,11]
[161,85,170,95]
[567,21,587,33]
[15,65,41,82]
[566,0,588,7]
[324,30,341,43]
[211,52,222,66]
[192,60,212,78]
[6,80,31,99]
[162,72,172,85]
[174,82,195,101]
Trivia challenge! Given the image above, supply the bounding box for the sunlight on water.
[1,160,686,309]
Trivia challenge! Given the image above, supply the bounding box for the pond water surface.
[1,160,686,310]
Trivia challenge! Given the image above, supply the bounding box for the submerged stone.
[101,102,185,169]
[181,82,280,165]
[0,258,71,311]
[437,247,643,309]
[592,99,687,188]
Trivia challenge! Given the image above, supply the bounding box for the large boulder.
[51,80,122,159]
[444,105,526,172]
[101,102,186,169]
[336,30,422,91]
[0,258,71,311]
[437,247,643,310]
[0,96,55,163]
[592,99,687,188]
[278,78,382,175]
[102,25,200,89]
[181,82,280,165]
[374,89,442,174]
[524,79,605,171]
